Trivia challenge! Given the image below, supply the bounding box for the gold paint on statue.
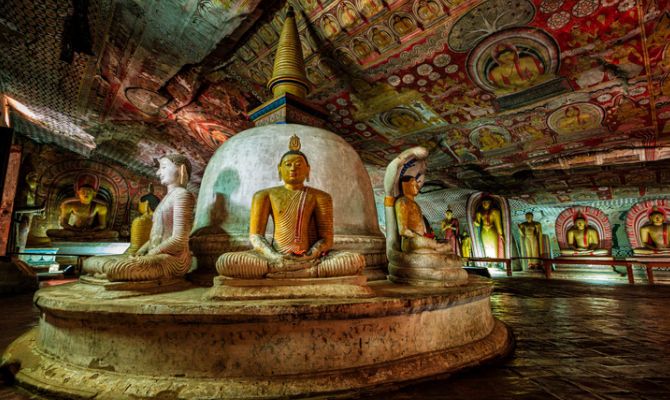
[268,7,309,99]
[126,184,159,255]
[518,212,542,268]
[560,214,607,256]
[634,207,670,255]
[216,136,365,279]
[474,198,504,258]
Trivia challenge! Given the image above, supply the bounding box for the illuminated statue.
[384,146,466,286]
[460,231,471,260]
[216,136,365,279]
[395,177,454,254]
[474,197,504,258]
[560,214,607,256]
[633,207,670,255]
[518,212,542,268]
[126,185,160,255]
[489,43,546,94]
[441,207,460,255]
[82,155,195,281]
[12,172,44,252]
[46,173,119,241]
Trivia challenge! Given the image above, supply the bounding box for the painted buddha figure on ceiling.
[215,136,365,279]
[560,214,608,256]
[46,173,119,241]
[489,43,546,95]
[82,155,195,281]
[633,207,670,255]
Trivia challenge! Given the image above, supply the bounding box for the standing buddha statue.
[440,206,460,255]
[474,197,504,258]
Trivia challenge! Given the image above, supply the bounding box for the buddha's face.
[279,154,310,185]
[497,50,514,64]
[157,158,179,186]
[481,199,492,209]
[139,200,150,215]
[402,178,420,196]
[445,211,453,219]
[650,212,665,226]
[525,213,533,222]
[574,218,586,230]
[76,186,96,205]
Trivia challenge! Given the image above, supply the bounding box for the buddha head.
[480,196,493,210]
[139,193,160,215]
[158,154,191,187]
[525,212,534,222]
[74,173,100,205]
[278,135,310,184]
[493,43,517,65]
[649,207,665,226]
[445,208,453,220]
[400,176,420,197]
[574,216,587,230]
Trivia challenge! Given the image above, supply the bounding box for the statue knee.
[317,252,365,277]
[216,251,268,278]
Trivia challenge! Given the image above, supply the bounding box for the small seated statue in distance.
[125,184,160,255]
[560,213,607,256]
[46,173,119,241]
[633,207,670,255]
[82,155,195,281]
[216,135,365,279]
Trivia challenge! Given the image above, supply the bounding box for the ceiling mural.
[1,0,670,204]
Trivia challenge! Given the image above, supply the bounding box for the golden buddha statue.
[46,173,119,241]
[125,185,160,255]
[460,231,471,260]
[560,214,608,256]
[82,155,195,281]
[518,212,542,268]
[215,136,365,279]
[633,207,670,255]
[474,197,504,258]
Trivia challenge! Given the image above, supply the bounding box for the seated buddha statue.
[125,185,160,255]
[560,214,608,256]
[46,174,119,241]
[82,155,195,281]
[633,207,670,255]
[216,136,365,279]
[395,176,454,254]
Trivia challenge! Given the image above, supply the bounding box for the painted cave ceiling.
[2,0,670,205]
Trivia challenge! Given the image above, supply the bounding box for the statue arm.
[587,229,600,250]
[248,190,283,261]
[307,192,334,258]
[147,190,194,256]
[395,200,419,238]
[134,238,151,256]
[493,210,504,242]
[59,202,74,229]
[640,227,654,249]
[94,204,108,230]
[567,230,576,249]
[473,211,481,227]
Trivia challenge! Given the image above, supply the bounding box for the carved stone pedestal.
[3,277,513,400]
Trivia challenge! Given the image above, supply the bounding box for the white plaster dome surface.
[193,124,382,237]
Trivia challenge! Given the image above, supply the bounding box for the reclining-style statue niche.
[560,213,608,256]
[216,135,366,280]
[82,155,195,282]
[384,147,467,286]
[46,174,119,241]
[633,207,670,255]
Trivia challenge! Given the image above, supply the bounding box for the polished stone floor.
[2,278,670,399]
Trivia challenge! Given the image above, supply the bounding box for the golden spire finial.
[268,6,309,99]
[289,135,301,151]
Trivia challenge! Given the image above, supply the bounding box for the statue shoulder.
[171,187,195,202]
[92,199,108,208]
[306,187,331,201]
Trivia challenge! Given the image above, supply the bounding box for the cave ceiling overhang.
[1,0,670,205]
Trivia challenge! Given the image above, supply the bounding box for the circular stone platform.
[2,277,513,400]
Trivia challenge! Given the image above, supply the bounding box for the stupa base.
[388,264,469,287]
[206,275,374,300]
[3,277,514,400]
